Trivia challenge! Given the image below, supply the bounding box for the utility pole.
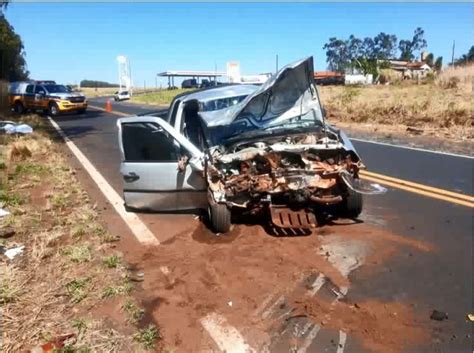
[451,40,455,66]
[275,55,279,74]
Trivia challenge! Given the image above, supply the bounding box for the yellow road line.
[360,174,474,208]
[360,170,474,203]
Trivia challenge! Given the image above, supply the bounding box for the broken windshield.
[204,107,324,147]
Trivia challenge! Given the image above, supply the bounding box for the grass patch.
[1,266,21,304]
[0,190,23,206]
[62,244,92,263]
[102,277,133,299]
[51,192,71,210]
[14,162,47,176]
[66,278,91,303]
[133,325,160,350]
[103,254,120,268]
[122,299,145,324]
[71,224,87,239]
[130,88,193,106]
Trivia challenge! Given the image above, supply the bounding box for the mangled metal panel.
[199,57,322,128]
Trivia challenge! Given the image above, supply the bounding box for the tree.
[361,37,375,59]
[398,27,427,61]
[454,46,474,65]
[373,32,398,59]
[0,10,29,81]
[323,37,349,72]
[398,39,413,60]
[424,53,434,67]
[434,57,443,72]
[411,27,427,58]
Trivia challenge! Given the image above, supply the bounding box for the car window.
[200,95,248,112]
[169,99,181,126]
[26,85,34,94]
[122,91,128,95]
[122,122,180,162]
[34,85,45,94]
[44,84,69,93]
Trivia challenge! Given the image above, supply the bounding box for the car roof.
[179,84,259,103]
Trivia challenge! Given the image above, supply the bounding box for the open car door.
[117,116,207,211]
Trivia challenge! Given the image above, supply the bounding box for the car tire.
[48,102,59,116]
[339,188,363,218]
[208,202,231,233]
[14,101,24,114]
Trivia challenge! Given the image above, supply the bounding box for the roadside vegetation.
[321,64,473,140]
[130,88,194,106]
[0,114,161,352]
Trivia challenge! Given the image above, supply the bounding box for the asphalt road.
[50,97,473,353]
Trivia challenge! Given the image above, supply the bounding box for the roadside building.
[387,60,432,80]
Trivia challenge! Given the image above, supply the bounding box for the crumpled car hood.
[199,56,321,128]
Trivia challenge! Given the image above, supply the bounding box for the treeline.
[0,2,29,81]
[453,45,474,66]
[80,80,119,88]
[323,28,442,74]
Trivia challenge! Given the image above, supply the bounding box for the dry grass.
[0,114,160,352]
[320,65,473,140]
[79,87,159,98]
[130,88,194,106]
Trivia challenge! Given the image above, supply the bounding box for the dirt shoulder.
[0,114,161,352]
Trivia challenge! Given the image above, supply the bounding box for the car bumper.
[57,101,88,111]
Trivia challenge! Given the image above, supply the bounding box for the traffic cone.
[105,99,112,113]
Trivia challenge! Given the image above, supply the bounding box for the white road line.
[201,313,255,353]
[261,295,285,320]
[350,137,473,159]
[336,331,347,353]
[47,117,159,246]
[307,273,326,297]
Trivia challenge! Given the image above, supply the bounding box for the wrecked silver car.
[117,57,385,233]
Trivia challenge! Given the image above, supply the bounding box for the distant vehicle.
[114,91,130,101]
[181,79,199,89]
[9,81,87,116]
[200,80,222,88]
[200,79,211,88]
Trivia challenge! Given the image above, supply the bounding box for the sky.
[4,2,473,87]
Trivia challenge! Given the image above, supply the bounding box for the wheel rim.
[51,105,57,115]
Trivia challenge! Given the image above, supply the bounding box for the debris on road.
[0,208,10,217]
[129,270,145,282]
[430,310,448,321]
[1,245,25,260]
[467,313,474,322]
[0,121,33,135]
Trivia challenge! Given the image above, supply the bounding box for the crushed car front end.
[198,57,385,231]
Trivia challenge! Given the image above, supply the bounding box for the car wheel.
[208,202,231,233]
[14,101,24,114]
[48,102,59,116]
[339,188,363,218]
